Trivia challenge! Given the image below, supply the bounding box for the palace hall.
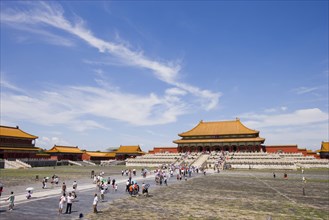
[173,119,265,153]
[0,125,40,159]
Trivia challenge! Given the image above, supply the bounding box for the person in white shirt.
[58,193,66,214]
[100,188,105,201]
[72,181,78,190]
[26,190,32,199]
[126,180,130,192]
[65,192,74,214]
[93,193,98,213]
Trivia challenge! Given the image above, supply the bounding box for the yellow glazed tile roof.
[116,145,143,153]
[320,142,329,152]
[0,125,38,139]
[0,147,40,151]
[265,145,297,147]
[179,119,259,137]
[85,151,116,157]
[47,145,83,154]
[105,152,116,157]
[173,137,265,144]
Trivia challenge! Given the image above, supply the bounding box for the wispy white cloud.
[0,77,26,94]
[240,108,328,128]
[280,106,287,111]
[264,108,277,113]
[145,130,166,137]
[1,78,187,130]
[165,87,187,96]
[239,108,328,150]
[292,86,318,95]
[174,82,221,110]
[11,24,75,47]
[264,106,287,113]
[37,136,70,148]
[0,1,220,111]
[260,123,328,150]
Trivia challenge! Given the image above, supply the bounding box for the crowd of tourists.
[0,164,309,218]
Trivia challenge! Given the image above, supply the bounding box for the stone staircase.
[68,160,83,166]
[83,160,97,166]
[191,154,209,168]
[4,159,31,169]
[4,160,17,169]
[100,160,118,166]
[15,159,32,168]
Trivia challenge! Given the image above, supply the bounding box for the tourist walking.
[93,193,98,213]
[42,177,47,189]
[129,184,133,196]
[73,180,78,190]
[72,186,77,199]
[58,193,66,214]
[26,190,32,199]
[100,187,105,201]
[62,182,67,194]
[6,191,15,211]
[126,180,130,192]
[112,179,116,189]
[54,176,59,185]
[65,192,74,214]
[0,184,3,197]
[129,170,132,183]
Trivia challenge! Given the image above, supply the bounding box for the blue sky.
[1,1,328,151]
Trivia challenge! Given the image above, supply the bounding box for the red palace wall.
[265,145,299,153]
[152,147,178,154]
[82,153,91,161]
[298,148,308,156]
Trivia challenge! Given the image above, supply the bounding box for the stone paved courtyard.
[87,169,329,220]
[1,168,328,220]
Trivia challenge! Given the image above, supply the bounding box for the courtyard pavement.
[0,170,211,220]
[0,172,158,220]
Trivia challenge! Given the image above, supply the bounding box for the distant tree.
[38,148,46,154]
[105,147,117,152]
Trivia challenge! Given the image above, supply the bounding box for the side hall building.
[265,145,299,153]
[115,145,144,160]
[173,119,265,153]
[318,141,329,159]
[46,145,83,161]
[0,125,40,159]
[82,151,116,161]
[148,147,178,154]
